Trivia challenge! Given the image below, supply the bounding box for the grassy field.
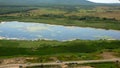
[0,40,120,62]
[0,6,37,15]
[0,6,120,30]
[84,62,120,68]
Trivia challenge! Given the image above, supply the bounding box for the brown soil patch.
[0,57,36,65]
[0,58,25,65]
[100,52,117,59]
[4,67,20,68]
[75,66,94,68]
[61,64,68,68]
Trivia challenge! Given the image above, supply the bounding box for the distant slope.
[0,0,96,6]
[0,0,119,6]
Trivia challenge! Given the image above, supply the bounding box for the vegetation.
[0,6,37,15]
[0,40,120,62]
[0,6,120,30]
[82,62,120,68]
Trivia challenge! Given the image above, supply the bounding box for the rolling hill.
[0,0,119,6]
[0,0,97,6]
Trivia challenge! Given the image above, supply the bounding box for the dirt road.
[0,58,119,68]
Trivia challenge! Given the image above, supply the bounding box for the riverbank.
[0,16,120,30]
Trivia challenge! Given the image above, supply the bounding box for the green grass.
[0,16,120,30]
[0,40,120,62]
[82,62,120,68]
[0,7,37,15]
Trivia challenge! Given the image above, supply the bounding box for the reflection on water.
[0,21,120,41]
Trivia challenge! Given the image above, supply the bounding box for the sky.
[87,0,120,3]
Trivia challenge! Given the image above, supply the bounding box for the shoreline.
[1,21,120,31]
[0,17,120,30]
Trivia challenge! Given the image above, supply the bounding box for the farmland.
[0,6,120,30]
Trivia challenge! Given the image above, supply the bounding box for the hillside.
[0,0,96,6]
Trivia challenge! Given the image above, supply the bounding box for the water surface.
[0,21,120,41]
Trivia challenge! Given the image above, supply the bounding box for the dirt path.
[0,58,120,68]
[75,66,93,68]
